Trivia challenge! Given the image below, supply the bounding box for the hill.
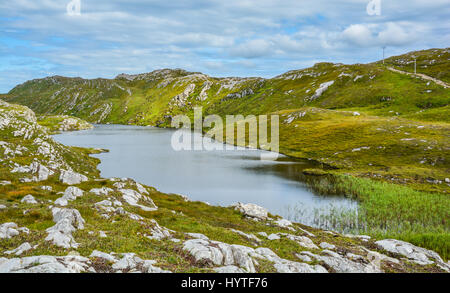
[4,48,449,193]
[0,99,449,272]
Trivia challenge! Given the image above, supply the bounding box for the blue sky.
[0,0,449,92]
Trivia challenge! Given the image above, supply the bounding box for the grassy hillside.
[5,48,448,194]
[0,99,449,271]
[382,48,450,83]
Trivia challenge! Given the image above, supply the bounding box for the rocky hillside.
[3,48,449,194]
[37,115,93,134]
[1,99,449,273]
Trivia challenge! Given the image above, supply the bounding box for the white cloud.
[0,0,449,92]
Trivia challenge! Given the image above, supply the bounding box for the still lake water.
[53,124,357,225]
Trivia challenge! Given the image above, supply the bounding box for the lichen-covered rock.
[146,220,173,240]
[45,208,85,249]
[21,195,38,204]
[54,186,84,206]
[119,188,157,211]
[376,239,449,270]
[5,242,33,256]
[0,255,91,273]
[59,170,88,185]
[299,250,383,273]
[90,187,114,196]
[0,223,29,239]
[232,202,268,220]
[183,236,327,273]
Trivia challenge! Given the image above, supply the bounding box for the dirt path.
[387,67,449,89]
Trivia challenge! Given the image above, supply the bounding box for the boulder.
[376,239,449,270]
[299,250,382,273]
[21,195,38,204]
[5,242,33,256]
[90,187,114,196]
[0,255,90,273]
[54,187,84,206]
[232,202,268,220]
[119,189,157,211]
[45,208,85,249]
[0,223,29,239]
[59,170,88,185]
[183,236,327,273]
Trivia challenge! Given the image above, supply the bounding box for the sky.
[0,0,449,93]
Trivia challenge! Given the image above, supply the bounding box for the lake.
[53,124,357,226]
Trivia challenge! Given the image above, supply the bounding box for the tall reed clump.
[287,174,450,260]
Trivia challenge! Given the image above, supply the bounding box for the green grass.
[297,174,450,260]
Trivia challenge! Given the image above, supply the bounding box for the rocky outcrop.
[376,239,450,271]
[45,208,85,249]
[182,235,327,273]
[0,223,30,239]
[54,187,84,206]
[59,170,88,185]
[119,188,157,212]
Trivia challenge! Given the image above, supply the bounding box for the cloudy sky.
[0,0,449,92]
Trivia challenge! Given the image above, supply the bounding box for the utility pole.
[382,46,386,65]
[411,55,417,74]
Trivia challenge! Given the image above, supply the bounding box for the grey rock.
[89,250,118,263]
[5,242,33,256]
[21,195,38,204]
[90,187,114,196]
[299,250,382,273]
[59,170,88,185]
[232,202,268,220]
[376,239,448,270]
[119,189,157,211]
[45,208,85,249]
[0,255,91,273]
[0,223,29,239]
[320,242,336,250]
[54,186,84,206]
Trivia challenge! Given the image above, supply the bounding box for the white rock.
[90,187,114,196]
[183,238,327,273]
[5,242,33,256]
[146,220,173,240]
[281,233,319,250]
[119,189,157,211]
[0,255,91,273]
[320,242,336,250]
[0,223,29,239]
[376,239,448,269]
[274,218,295,231]
[267,234,281,240]
[90,250,118,263]
[45,208,85,248]
[21,195,38,204]
[300,250,382,273]
[0,204,6,210]
[232,202,268,220]
[59,170,88,185]
[54,187,84,206]
[187,233,209,240]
